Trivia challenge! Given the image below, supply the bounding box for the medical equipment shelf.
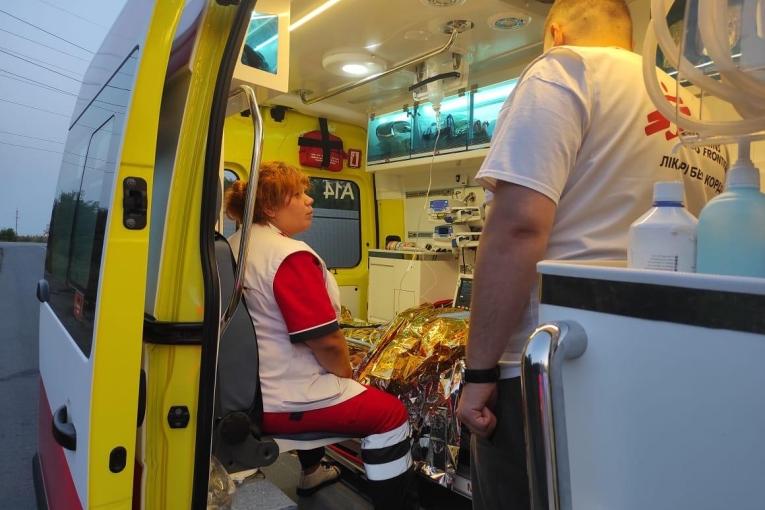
[366,78,517,170]
[364,147,489,176]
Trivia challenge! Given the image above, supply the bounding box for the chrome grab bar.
[521,321,588,510]
[299,29,459,105]
[221,84,263,333]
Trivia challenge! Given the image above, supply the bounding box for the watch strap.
[464,366,500,383]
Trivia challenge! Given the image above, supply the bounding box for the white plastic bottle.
[628,181,698,272]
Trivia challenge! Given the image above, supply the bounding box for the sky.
[0,0,127,235]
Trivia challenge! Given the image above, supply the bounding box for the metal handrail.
[299,29,460,105]
[521,321,588,510]
[221,84,263,333]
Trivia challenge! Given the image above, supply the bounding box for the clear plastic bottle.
[696,154,765,278]
[628,181,698,272]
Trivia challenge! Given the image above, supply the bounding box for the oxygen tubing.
[642,19,765,137]
[648,0,746,110]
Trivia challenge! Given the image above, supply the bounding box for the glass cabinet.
[367,110,413,165]
[367,78,518,166]
[469,79,517,149]
[411,93,470,157]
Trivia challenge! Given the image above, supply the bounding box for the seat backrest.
[214,233,262,420]
[213,233,278,470]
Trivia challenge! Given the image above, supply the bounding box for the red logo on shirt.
[644,82,692,141]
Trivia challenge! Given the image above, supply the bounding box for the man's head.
[543,0,633,52]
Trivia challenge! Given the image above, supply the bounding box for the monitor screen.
[453,276,473,309]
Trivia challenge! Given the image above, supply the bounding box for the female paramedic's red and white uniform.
[229,222,412,483]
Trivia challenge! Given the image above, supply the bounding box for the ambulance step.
[233,477,297,510]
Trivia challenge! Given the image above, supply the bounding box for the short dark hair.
[544,0,632,40]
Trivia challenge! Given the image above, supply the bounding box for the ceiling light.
[342,64,370,75]
[488,11,531,31]
[322,51,388,77]
[290,0,343,31]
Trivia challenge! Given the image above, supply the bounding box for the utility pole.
[15,208,19,235]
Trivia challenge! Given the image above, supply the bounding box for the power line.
[0,68,78,96]
[0,8,95,54]
[0,27,89,62]
[0,69,130,109]
[32,0,108,29]
[0,129,64,144]
[0,45,83,77]
[0,48,81,82]
[0,140,64,155]
[0,97,69,117]
[0,140,114,167]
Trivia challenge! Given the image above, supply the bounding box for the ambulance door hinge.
[123,177,148,230]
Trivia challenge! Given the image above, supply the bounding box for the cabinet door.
[369,261,395,322]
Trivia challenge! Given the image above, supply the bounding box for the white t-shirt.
[475,46,728,364]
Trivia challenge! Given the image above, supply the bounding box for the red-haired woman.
[225,162,416,508]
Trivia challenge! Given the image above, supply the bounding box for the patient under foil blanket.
[343,304,470,488]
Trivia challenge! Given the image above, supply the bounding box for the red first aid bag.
[298,118,345,172]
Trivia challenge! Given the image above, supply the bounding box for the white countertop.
[537,260,765,296]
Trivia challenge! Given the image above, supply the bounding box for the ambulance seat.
[213,233,349,473]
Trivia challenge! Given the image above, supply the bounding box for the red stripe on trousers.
[262,386,408,436]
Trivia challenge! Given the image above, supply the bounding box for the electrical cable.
[0,97,69,117]
[0,141,113,169]
[0,47,82,81]
[0,27,89,62]
[0,45,84,77]
[0,8,95,54]
[0,140,63,155]
[0,70,127,112]
[0,129,63,144]
[0,68,77,96]
[32,0,107,29]
[396,109,444,304]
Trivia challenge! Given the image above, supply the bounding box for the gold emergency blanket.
[345,304,470,490]
[354,304,468,392]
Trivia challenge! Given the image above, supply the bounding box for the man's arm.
[467,182,557,369]
[457,181,557,437]
[305,329,353,378]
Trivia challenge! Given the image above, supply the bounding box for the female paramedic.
[225,161,417,508]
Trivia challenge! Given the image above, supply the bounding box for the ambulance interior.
[205,0,765,507]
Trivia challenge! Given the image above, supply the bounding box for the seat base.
[272,435,351,452]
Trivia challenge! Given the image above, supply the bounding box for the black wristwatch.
[464,366,500,383]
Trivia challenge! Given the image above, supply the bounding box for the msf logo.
[644,82,692,141]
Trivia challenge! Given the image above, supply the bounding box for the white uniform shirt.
[476,46,728,364]
[229,223,365,412]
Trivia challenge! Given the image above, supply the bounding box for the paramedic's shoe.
[296,463,341,496]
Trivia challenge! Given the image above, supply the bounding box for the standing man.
[456,1,727,508]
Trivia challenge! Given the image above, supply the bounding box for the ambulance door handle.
[52,405,77,451]
[123,177,148,230]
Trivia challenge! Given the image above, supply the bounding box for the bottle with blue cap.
[696,144,765,278]
[628,181,698,272]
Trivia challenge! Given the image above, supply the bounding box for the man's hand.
[457,382,498,438]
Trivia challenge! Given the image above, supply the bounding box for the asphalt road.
[0,242,44,509]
